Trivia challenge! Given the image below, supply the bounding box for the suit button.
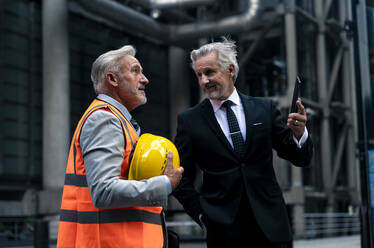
[241,163,246,168]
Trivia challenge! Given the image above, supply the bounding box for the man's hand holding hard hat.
[163,151,184,190]
[129,133,184,190]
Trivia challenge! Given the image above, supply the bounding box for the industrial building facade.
[0,0,374,247]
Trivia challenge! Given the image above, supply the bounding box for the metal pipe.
[315,0,333,206]
[327,45,344,104]
[351,0,373,246]
[323,0,334,20]
[295,6,318,25]
[171,0,262,42]
[330,123,349,191]
[42,0,69,191]
[239,15,279,68]
[341,0,360,208]
[75,0,170,43]
[40,0,69,241]
[284,0,306,239]
[75,0,268,45]
[135,0,215,9]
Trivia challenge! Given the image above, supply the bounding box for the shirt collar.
[96,94,133,122]
[209,88,241,113]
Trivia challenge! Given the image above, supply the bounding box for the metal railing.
[301,212,361,238]
[166,212,361,240]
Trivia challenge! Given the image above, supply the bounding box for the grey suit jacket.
[80,109,169,209]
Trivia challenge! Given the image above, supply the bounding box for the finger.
[287,118,295,127]
[177,166,184,174]
[293,119,300,126]
[288,116,302,125]
[288,113,297,121]
[296,100,305,115]
[166,151,173,169]
[288,112,304,119]
[287,122,293,129]
[293,114,307,123]
[288,117,305,128]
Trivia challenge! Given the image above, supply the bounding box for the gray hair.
[91,45,136,93]
[190,37,239,82]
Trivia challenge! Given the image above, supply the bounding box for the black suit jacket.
[173,92,313,243]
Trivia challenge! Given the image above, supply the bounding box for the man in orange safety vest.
[57,45,184,248]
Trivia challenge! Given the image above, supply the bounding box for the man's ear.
[106,72,119,87]
[228,64,235,78]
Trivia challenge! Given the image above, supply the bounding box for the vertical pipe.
[284,0,305,238]
[27,2,36,186]
[42,0,69,191]
[41,0,70,241]
[340,0,360,207]
[169,46,190,139]
[315,0,333,210]
[168,47,193,228]
[285,0,298,93]
[352,1,373,247]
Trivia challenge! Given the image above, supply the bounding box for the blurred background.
[0,0,374,247]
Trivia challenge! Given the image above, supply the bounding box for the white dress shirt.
[209,88,308,149]
[210,89,247,147]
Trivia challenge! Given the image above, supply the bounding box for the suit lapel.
[199,99,238,159]
[239,92,255,155]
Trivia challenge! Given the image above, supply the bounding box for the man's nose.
[140,73,149,84]
[201,74,209,84]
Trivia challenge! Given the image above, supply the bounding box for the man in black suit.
[173,38,313,247]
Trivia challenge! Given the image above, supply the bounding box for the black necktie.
[130,117,141,135]
[222,100,245,157]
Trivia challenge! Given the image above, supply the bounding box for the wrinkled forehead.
[119,54,142,69]
[193,52,219,70]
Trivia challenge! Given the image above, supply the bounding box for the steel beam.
[327,45,345,104]
[284,0,305,238]
[42,0,69,192]
[315,0,333,210]
[330,123,349,191]
[340,0,360,207]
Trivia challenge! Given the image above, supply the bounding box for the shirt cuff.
[293,127,309,148]
[163,175,172,195]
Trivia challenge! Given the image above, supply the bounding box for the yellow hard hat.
[128,133,180,180]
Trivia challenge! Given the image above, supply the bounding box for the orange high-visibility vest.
[57,99,164,248]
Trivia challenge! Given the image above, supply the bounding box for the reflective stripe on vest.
[57,99,164,248]
[60,209,162,225]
